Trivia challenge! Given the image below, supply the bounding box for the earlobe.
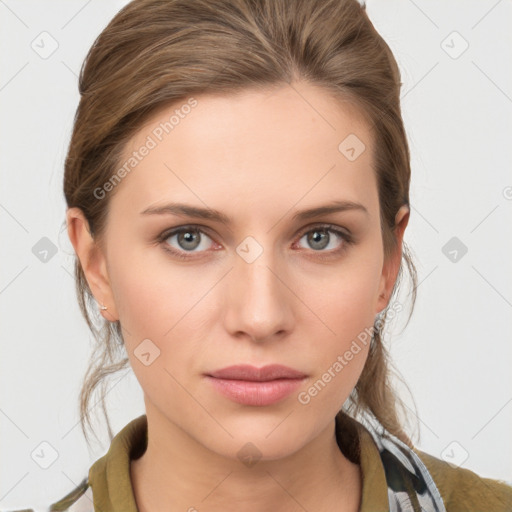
[66,207,118,322]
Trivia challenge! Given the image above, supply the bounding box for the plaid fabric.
[362,418,446,512]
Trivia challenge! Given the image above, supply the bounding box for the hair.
[63,0,420,449]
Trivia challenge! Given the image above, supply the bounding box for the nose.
[224,238,294,343]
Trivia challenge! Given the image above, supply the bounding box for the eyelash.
[156,223,354,261]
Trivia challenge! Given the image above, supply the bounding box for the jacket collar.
[87,413,392,511]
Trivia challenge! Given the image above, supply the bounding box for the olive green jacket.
[7,414,512,511]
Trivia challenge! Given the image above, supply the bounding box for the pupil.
[310,229,328,249]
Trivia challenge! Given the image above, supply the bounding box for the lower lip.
[205,376,306,406]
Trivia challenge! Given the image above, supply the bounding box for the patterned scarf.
[362,417,446,512]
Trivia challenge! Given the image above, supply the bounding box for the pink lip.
[205,364,308,406]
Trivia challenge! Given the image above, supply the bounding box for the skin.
[67,80,409,512]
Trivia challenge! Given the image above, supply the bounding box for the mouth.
[204,364,308,406]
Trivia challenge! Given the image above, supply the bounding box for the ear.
[375,204,410,314]
[66,207,119,322]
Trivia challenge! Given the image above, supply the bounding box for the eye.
[158,226,216,259]
[294,224,352,256]
[157,223,353,260]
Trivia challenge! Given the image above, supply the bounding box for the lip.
[206,364,307,381]
[205,364,308,406]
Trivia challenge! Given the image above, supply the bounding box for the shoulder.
[2,477,93,512]
[414,448,512,512]
[49,477,93,512]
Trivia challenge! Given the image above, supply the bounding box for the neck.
[130,403,361,512]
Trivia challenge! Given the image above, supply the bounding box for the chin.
[202,415,312,462]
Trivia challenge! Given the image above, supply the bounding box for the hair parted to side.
[63,0,420,449]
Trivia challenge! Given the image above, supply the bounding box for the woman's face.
[69,81,408,460]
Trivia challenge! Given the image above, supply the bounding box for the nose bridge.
[234,233,281,296]
[227,233,291,338]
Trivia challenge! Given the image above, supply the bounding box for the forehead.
[109,82,377,223]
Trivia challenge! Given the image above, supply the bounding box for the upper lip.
[206,364,307,381]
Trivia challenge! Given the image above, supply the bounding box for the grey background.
[1,0,511,509]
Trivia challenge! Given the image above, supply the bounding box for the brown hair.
[63,0,419,448]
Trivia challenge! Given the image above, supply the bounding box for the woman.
[14,0,512,510]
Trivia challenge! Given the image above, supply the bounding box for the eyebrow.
[140,200,369,225]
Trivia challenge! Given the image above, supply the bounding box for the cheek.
[106,243,208,372]
[296,248,383,403]
[107,252,201,411]
[307,251,383,342]
[107,242,187,335]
